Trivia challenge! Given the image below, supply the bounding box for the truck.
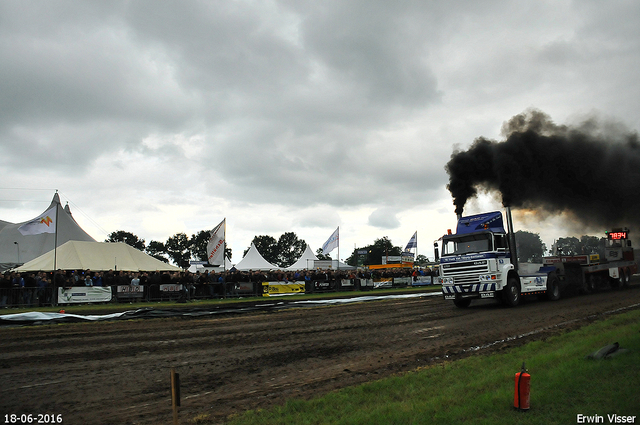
[436,207,637,308]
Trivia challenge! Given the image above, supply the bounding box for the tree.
[245,235,278,265]
[165,232,190,268]
[514,230,546,262]
[369,237,402,265]
[276,232,306,268]
[345,237,402,266]
[553,235,604,256]
[315,248,331,260]
[554,236,580,255]
[105,230,145,251]
[145,240,169,263]
[223,246,233,263]
[244,233,307,267]
[415,254,429,266]
[580,235,603,255]
[190,230,212,262]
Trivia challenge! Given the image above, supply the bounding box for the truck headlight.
[440,277,454,285]
[479,274,498,282]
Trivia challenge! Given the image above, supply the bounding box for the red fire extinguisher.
[514,362,530,411]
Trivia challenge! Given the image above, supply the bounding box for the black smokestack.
[446,109,640,230]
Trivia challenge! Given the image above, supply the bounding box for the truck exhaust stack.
[505,206,519,273]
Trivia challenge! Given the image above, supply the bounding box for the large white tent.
[0,193,95,271]
[234,242,278,271]
[286,244,318,270]
[14,240,181,272]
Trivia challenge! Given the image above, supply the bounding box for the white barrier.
[57,286,112,304]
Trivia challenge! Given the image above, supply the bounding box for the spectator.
[84,272,93,286]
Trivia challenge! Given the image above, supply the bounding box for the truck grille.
[441,260,489,285]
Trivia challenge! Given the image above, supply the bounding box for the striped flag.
[405,231,417,251]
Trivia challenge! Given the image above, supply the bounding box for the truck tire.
[502,276,521,307]
[621,269,629,288]
[453,296,471,308]
[582,274,596,294]
[546,273,561,301]
[610,270,621,289]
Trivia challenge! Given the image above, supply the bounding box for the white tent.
[234,242,278,271]
[286,244,318,270]
[0,193,95,271]
[14,240,181,272]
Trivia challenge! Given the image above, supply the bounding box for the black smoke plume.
[446,109,640,230]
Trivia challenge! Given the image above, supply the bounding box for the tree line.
[109,228,603,269]
[106,230,314,269]
[515,231,607,262]
[105,230,430,269]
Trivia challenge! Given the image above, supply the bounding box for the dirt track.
[1,283,639,425]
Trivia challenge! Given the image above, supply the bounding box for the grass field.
[0,286,441,315]
[191,308,640,425]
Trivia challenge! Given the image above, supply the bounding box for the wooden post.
[171,367,180,424]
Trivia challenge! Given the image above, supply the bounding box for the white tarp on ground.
[286,244,318,270]
[235,242,278,271]
[0,193,95,271]
[14,240,181,272]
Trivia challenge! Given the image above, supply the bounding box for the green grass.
[217,308,640,425]
[0,286,441,315]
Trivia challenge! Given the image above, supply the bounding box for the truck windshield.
[442,233,493,256]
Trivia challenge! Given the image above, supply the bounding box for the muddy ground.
[1,282,639,425]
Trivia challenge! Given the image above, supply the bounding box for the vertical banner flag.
[405,231,417,251]
[322,227,339,255]
[207,219,225,265]
[18,205,57,236]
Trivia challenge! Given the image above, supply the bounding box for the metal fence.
[0,276,433,309]
[0,287,57,308]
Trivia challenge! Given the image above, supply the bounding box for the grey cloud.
[368,207,400,229]
[2,0,640,247]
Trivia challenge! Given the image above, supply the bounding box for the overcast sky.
[1,0,639,263]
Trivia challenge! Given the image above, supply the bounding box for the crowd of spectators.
[0,266,437,308]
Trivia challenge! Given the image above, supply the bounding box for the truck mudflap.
[442,282,497,299]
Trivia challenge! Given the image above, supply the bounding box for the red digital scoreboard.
[608,231,628,240]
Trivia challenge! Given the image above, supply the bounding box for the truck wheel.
[502,276,521,307]
[621,269,629,288]
[453,296,471,308]
[582,274,596,294]
[610,271,621,289]
[546,273,561,301]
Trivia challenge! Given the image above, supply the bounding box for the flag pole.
[222,218,227,299]
[53,191,59,306]
[337,226,340,273]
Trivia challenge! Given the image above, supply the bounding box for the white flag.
[18,206,57,236]
[207,219,225,265]
[405,231,417,251]
[322,227,339,255]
